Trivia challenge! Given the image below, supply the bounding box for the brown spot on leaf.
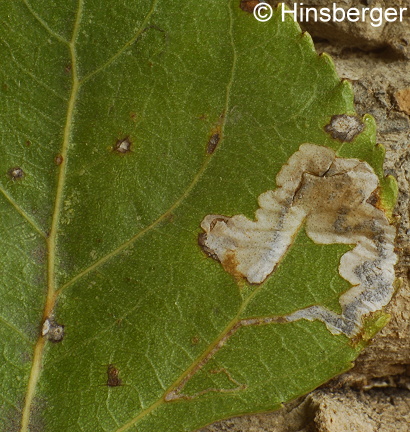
[107,364,122,387]
[113,137,132,154]
[191,336,200,345]
[54,154,63,166]
[325,115,364,142]
[164,212,175,224]
[240,0,260,13]
[207,133,220,154]
[8,167,24,180]
[25,140,31,147]
[394,88,410,115]
[206,113,225,154]
[42,318,64,343]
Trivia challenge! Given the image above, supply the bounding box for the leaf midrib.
[19,0,237,430]
[19,0,84,429]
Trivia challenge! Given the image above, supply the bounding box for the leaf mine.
[106,364,122,387]
[3,1,398,428]
[7,166,25,180]
[325,114,364,142]
[206,133,220,155]
[200,144,396,336]
[42,318,64,343]
[113,137,132,154]
[54,154,63,166]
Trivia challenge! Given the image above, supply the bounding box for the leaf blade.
[0,2,395,431]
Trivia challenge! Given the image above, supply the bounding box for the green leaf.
[0,2,396,431]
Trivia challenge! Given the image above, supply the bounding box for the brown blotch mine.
[240,0,260,13]
[207,133,220,154]
[113,137,132,154]
[42,318,64,343]
[366,187,391,215]
[325,114,364,142]
[8,167,25,180]
[222,250,245,280]
[54,154,63,166]
[206,112,225,154]
[107,364,122,387]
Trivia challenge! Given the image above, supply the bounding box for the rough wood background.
[201,2,410,430]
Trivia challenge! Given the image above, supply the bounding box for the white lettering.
[346,8,360,22]
[305,7,318,23]
[361,7,370,21]
[282,2,297,21]
[278,3,408,28]
[384,8,398,22]
[370,8,383,27]
[333,3,345,22]
[320,8,331,23]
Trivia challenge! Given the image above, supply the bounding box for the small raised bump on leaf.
[7,167,25,180]
[54,154,63,166]
[113,137,132,154]
[200,143,396,337]
[325,114,364,142]
[191,336,200,345]
[107,364,122,387]
[206,133,220,154]
[42,318,64,343]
